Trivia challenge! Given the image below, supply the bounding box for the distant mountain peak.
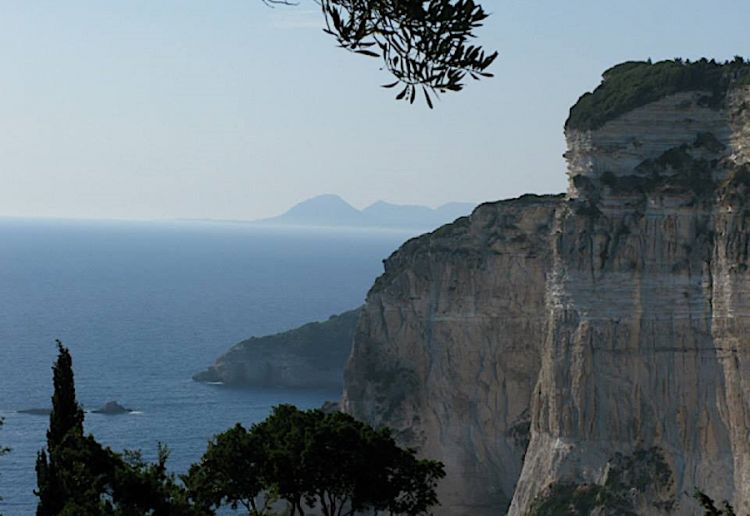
[273,194,362,225]
[301,193,349,204]
[256,195,476,231]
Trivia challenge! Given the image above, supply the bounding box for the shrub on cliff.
[694,490,736,516]
[185,404,446,516]
[567,57,750,131]
[527,448,675,515]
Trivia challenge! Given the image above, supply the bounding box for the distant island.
[253,194,475,231]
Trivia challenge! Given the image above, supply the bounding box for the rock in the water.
[92,401,131,415]
[18,408,51,416]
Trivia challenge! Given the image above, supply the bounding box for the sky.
[1,0,749,221]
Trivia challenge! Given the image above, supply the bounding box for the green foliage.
[36,432,119,515]
[194,308,361,387]
[693,132,726,154]
[567,57,750,130]
[526,482,620,516]
[320,0,497,107]
[693,490,736,516]
[47,340,84,449]
[597,134,722,198]
[187,404,445,516]
[34,344,443,515]
[185,424,273,514]
[36,340,88,515]
[527,448,674,516]
[720,163,750,206]
[107,445,200,515]
[604,448,673,500]
[35,341,203,516]
[506,410,531,454]
[572,200,602,218]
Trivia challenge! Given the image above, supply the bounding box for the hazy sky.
[1,1,749,220]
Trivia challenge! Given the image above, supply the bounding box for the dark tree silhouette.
[186,404,445,516]
[35,341,202,516]
[35,340,88,515]
[32,343,444,515]
[267,0,497,107]
[46,341,84,449]
[184,424,272,515]
[694,490,737,516]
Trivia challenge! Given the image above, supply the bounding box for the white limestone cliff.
[343,75,750,515]
[343,196,559,514]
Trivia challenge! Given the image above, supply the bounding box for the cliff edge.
[342,58,750,515]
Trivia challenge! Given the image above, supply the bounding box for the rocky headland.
[194,308,360,388]
[342,59,750,515]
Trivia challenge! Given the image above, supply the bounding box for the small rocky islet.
[19,400,133,416]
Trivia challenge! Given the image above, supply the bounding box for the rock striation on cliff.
[344,194,560,513]
[342,59,750,515]
[194,308,360,388]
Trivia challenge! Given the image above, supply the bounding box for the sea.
[0,218,413,514]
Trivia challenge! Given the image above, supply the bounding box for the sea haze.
[0,218,412,513]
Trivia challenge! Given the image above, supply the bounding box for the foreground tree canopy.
[35,341,193,515]
[186,405,445,515]
[270,0,497,107]
[33,342,445,515]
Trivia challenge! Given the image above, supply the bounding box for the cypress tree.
[34,341,198,515]
[35,340,86,516]
[47,340,84,447]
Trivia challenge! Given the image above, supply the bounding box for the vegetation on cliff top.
[232,307,359,365]
[567,57,750,131]
[194,307,361,386]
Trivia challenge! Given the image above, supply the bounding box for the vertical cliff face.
[511,83,750,515]
[343,196,562,514]
[343,60,750,516]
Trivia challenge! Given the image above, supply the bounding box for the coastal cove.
[0,219,411,513]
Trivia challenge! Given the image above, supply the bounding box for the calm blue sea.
[0,219,411,514]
